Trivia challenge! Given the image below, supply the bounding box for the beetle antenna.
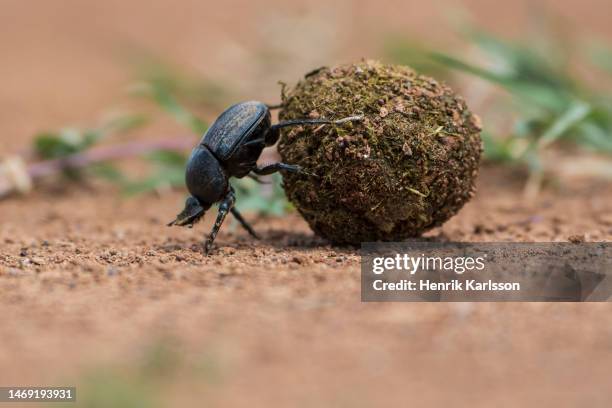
[270,115,363,131]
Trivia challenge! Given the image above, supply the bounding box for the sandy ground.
[1,0,612,406]
[0,167,611,407]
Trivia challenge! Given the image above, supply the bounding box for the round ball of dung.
[278,60,482,244]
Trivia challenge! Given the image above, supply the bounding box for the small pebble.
[30,257,46,266]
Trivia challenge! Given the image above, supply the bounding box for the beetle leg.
[254,162,315,177]
[231,207,260,239]
[304,66,328,78]
[247,173,270,184]
[265,114,364,146]
[270,115,363,132]
[203,189,235,255]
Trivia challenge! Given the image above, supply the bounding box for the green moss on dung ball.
[278,60,482,244]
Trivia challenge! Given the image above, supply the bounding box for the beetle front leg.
[204,189,235,255]
[271,115,364,131]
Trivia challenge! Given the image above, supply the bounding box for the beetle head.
[167,196,210,228]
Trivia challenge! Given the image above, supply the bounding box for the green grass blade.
[149,84,208,134]
[537,100,591,148]
[430,52,509,85]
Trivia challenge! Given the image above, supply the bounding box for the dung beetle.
[168,100,362,255]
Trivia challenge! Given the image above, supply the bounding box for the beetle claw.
[294,165,318,178]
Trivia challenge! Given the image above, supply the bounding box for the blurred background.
[1,1,612,407]
[1,0,612,198]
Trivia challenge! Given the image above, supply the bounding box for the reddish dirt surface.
[1,0,612,406]
[0,168,611,406]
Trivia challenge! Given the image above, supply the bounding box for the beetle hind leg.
[270,115,364,132]
[264,114,364,146]
[254,162,316,177]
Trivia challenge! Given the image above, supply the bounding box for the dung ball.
[278,60,482,244]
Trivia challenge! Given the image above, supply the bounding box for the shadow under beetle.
[168,100,362,255]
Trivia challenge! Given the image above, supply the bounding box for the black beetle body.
[203,102,271,167]
[168,100,362,255]
[185,146,228,208]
